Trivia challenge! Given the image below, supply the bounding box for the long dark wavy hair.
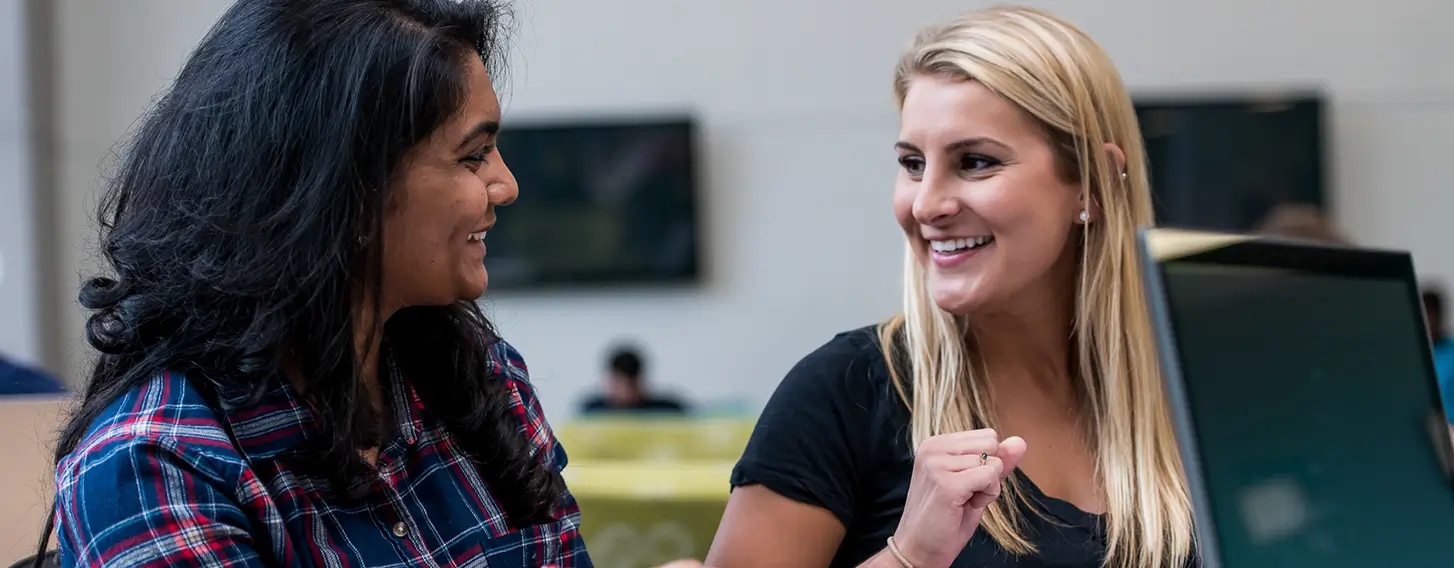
[37,0,564,561]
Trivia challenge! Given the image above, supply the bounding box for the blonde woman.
[706,6,1194,568]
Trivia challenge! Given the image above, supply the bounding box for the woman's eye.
[960,154,999,171]
[463,145,493,164]
[898,156,925,176]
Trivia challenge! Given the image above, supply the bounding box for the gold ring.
[980,452,989,466]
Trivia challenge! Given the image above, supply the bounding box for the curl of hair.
[39,1,562,562]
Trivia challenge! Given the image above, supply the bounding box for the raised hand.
[889,430,1028,568]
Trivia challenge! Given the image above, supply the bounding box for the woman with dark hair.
[37,1,600,566]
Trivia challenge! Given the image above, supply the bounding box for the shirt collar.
[383,353,425,446]
[217,348,426,461]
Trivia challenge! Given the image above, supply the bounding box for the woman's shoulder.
[790,324,890,370]
[53,371,266,566]
[731,323,905,522]
[485,338,531,385]
[60,370,245,485]
[774,323,899,407]
[485,338,543,405]
[482,339,564,462]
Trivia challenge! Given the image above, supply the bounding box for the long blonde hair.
[879,6,1193,567]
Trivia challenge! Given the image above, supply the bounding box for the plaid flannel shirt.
[55,340,591,568]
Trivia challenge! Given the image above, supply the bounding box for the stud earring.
[1078,210,1090,223]
[1120,171,1128,181]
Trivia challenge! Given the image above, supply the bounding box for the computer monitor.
[1139,227,1454,567]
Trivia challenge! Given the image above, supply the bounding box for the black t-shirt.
[731,326,1109,568]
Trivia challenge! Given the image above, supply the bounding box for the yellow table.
[564,460,734,568]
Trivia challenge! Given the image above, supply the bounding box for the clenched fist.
[890,429,1028,568]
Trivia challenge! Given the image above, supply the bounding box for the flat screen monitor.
[1139,227,1454,567]
[484,116,701,290]
[1136,95,1325,231]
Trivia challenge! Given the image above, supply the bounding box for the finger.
[923,428,998,449]
[928,452,998,473]
[997,436,1029,475]
[966,457,1006,508]
[922,429,1001,456]
[944,456,1003,505]
[967,487,999,509]
[919,444,997,476]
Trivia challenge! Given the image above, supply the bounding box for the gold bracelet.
[885,536,915,568]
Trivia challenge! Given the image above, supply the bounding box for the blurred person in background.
[31,1,696,566]
[708,6,1196,568]
[0,356,65,395]
[580,344,688,414]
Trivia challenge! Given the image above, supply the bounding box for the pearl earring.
[1079,210,1090,223]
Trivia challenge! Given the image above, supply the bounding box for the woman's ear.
[1079,143,1127,225]
[1103,142,1127,176]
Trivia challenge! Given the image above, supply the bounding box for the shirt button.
[391,522,409,538]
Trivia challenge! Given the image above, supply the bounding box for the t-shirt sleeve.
[730,330,884,528]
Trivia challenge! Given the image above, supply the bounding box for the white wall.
[0,0,42,366]
[50,0,1454,420]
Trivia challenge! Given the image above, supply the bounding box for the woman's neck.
[278,304,394,463]
[354,304,392,434]
[967,287,1077,407]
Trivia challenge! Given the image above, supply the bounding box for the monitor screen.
[1159,258,1454,566]
[484,117,701,290]
[1136,96,1325,231]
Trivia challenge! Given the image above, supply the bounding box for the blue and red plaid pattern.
[54,340,591,567]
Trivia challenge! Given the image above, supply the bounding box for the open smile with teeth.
[930,236,994,254]
[467,231,487,242]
